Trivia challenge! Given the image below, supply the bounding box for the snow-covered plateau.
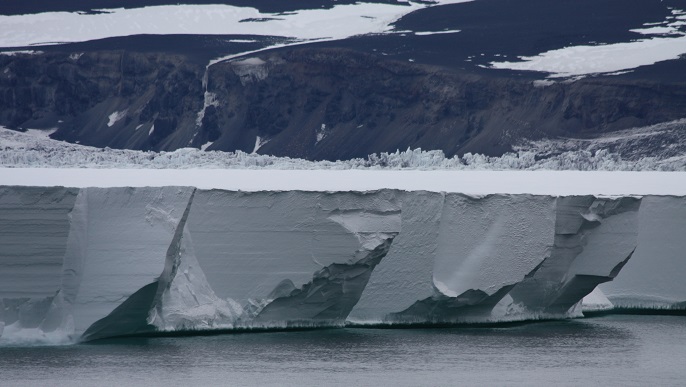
[0,181,684,345]
[489,7,686,78]
[0,1,470,49]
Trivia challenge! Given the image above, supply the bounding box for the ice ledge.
[1,169,685,196]
[1,186,684,344]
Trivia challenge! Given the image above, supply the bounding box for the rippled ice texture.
[1,315,685,386]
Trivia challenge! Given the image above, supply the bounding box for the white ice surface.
[196,92,219,127]
[0,322,73,346]
[490,35,686,78]
[0,1,472,48]
[490,9,686,78]
[1,168,685,196]
[0,50,43,56]
[0,186,196,343]
[352,194,644,324]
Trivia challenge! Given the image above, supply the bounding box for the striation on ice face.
[386,194,556,323]
[150,223,244,332]
[600,196,686,310]
[0,187,78,299]
[65,187,196,341]
[0,186,197,343]
[0,187,77,343]
[151,190,245,331]
[354,194,642,324]
[185,190,401,328]
[349,191,444,323]
[252,238,394,326]
[0,185,682,343]
[433,194,555,298]
[507,196,640,317]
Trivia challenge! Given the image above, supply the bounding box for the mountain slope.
[1,0,685,160]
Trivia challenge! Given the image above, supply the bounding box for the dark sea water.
[1,315,685,386]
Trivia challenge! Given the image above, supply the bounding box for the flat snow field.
[1,169,684,196]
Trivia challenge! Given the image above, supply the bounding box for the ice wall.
[76,187,198,341]
[507,196,640,318]
[0,187,77,298]
[424,194,556,322]
[0,187,77,343]
[0,186,195,343]
[600,196,686,310]
[352,194,558,324]
[353,195,641,324]
[0,186,683,344]
[349,191,443,323]
[184,190,401,328]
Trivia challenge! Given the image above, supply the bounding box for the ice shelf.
[1,169,685,195]
[0,174,684,343]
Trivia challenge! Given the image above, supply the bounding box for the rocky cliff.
[2,48,685,160]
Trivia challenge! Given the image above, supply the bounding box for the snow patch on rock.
[196,92,220,127]
[414,29,461,36]
[490,9,686,78]
[490,35,686,78]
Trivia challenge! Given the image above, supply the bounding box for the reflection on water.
[1,315,685,386]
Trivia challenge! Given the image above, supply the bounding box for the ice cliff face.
[600,196,686,310]
[0,186,681,344]
[351,194,641,324]
[0,187,402,342]
[507,196,640,317]
[157,190,402,330]
[0,186,195,343]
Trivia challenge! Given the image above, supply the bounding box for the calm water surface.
[1,315,685,386]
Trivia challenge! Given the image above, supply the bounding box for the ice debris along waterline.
[1,121,685,171]
[1,187,684,345]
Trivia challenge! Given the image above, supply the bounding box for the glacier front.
[0,171,684,344]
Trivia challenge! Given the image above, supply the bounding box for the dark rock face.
[0,51,205,151]
[2,48,685,159]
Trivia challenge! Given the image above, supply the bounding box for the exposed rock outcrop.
[2,49,685,159]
